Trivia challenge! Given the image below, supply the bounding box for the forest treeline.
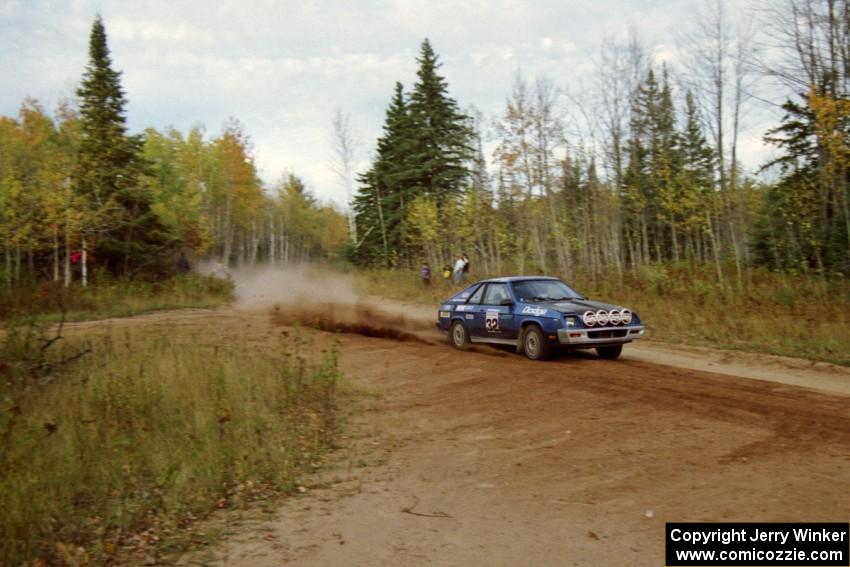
[351,0,850,284]
[0,16,346,290]
[3,2,849,292]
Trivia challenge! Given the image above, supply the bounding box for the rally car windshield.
[512,280,583,302]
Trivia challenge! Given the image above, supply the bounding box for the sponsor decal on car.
[455,305,469,311]
[521,306,548,316]
[465,314,474,320]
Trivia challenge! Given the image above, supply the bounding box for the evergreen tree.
[754,90,850,273]
[621,69,656,265]
[352,40,473,267]
[680,92,715,190]
[75,15,176,276]
[622,66,691,263]
[652,67,684,261]
[353,82,411,266]
[374,82,417,259]
[407,39,473,203]
[676,91,717,260]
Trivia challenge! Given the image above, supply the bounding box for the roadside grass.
[0,273,234,322]
[353,265,850,366]
[0,318,340,565]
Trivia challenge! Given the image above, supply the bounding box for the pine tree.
[351,83,407,265]
[676,91,717,262]
[652,67,684,262]
[75,15,176,276]
[353,40,473,267]
[407,39,473,203]
[374,82,417,260]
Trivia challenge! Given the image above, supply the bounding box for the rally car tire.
[522,324,551,361]
[449,320,470,350]
[596,345,623,360]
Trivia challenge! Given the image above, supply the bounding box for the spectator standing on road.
[421,262,431,286]
[453,255,465,285]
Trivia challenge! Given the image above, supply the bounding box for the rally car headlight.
[608,309,621,325]
[620,309,632,325]
[596,310,609,326]
[582,310,597,327]
[566,316,577,328]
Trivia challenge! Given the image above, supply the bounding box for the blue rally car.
[436,276,644,360]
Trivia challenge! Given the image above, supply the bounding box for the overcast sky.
[2,0,779,207]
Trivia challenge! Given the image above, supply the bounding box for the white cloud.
[2,0,781,206]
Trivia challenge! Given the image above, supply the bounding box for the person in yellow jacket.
[441,265,452,286]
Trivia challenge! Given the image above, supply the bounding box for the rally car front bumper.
[556,325,644,346]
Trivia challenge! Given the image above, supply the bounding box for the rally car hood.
[525,298,622,314]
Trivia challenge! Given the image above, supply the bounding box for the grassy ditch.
[354,265,850,366]
[0,273,234,322]
[0,318,340,565]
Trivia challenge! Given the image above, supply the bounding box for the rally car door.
[472,283,515,341]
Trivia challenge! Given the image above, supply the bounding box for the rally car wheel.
[522,325,551,361]
[450,320,470,350]
[596,345,623,360]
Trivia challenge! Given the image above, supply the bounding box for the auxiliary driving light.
[608,309,621,325]
[596,310,609,326]
[620,309,632,325]
[582,310,597,327]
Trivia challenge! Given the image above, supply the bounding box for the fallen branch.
[40,312,66,352]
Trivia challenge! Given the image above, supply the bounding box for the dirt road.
[105,296,837,567]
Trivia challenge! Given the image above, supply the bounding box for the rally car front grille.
[587,329,629,339]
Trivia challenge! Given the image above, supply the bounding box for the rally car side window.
[482,283,509,305]
[468,284,485,304]
[448,283,480,303]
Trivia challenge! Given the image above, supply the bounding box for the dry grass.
[0,273,234,322]
[0,318,340,565]
[353,265,850,366]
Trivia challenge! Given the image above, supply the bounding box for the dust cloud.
[218,265,438,343]
[228,265,359,309]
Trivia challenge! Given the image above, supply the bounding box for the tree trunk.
[4,239,10,292]
[14,242,21,284]
[374,182,390,267]
[670,216,679,262]
[53,229,60,282]
[27,241,33,282]
[706,211,724,289]
[81,233,88,288]
[222,195,233,264]
[728,219,743,290]
[64,222,71,288]
[268,216,275,264]
[250,221,259,266]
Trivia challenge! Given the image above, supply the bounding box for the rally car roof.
[478,276,560,283]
